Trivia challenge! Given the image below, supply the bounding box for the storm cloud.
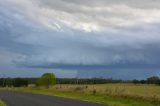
[0,0,160,79]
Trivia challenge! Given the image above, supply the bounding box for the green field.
[0,100,5,106]
[2,84,160,106]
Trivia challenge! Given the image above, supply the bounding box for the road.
[0,91,105,106]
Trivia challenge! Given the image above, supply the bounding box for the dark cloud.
[0,0,160,79]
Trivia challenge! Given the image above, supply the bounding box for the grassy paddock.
[1,84,160,106]
[0,100,6,106]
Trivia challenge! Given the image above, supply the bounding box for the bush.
[74,87,83,91]
[92,89,96,95]
[36,73,56,88]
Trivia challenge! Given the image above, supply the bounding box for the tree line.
[0,75,160,87]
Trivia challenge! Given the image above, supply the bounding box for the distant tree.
[140,80,146,84]
[132,79,139,85]
[36,73,56,88]
[147,76,160,84]
[13,78,28,87]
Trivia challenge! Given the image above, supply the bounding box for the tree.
[147,76,160,84]
[36,73,56,88]
[13,78,28,87]
[132,79,139,85]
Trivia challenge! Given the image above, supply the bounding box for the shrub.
[36,73,56,88]
[92,89,97,95]
[74,87,84,91]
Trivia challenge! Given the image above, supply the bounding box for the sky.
[0,0,160,79]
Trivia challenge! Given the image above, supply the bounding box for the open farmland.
[2,84,160,106]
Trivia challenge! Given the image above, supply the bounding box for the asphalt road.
[0,91,105,106]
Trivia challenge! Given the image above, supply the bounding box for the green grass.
[13,88,158,106]
[1,84,160,106]
[0,100,6,106]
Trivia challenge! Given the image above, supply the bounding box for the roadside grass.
[1,84,160,106]
[0,100,6,106]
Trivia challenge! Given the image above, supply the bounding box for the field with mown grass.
[1,84,160,106]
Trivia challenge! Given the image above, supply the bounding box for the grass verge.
[2,87,160,106]
[0,100,6,106]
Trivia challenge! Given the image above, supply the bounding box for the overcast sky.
[0,0,160,79]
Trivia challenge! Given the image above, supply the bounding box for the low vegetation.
[1,84,160,106]
[0,100,6,106]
